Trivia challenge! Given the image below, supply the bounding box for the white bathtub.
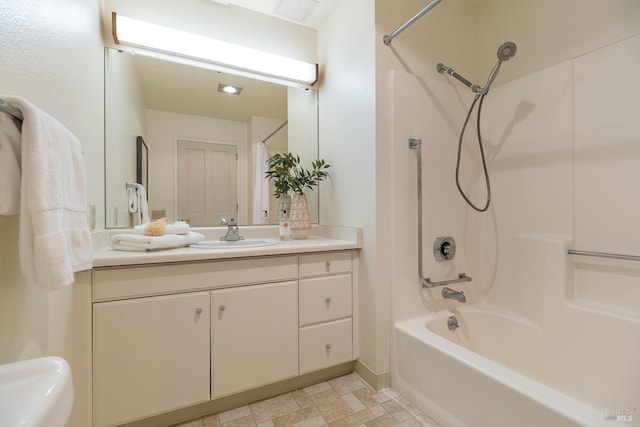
[392,306,613,427]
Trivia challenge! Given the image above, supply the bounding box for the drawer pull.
[219,305,226,311]
[195,307,203,314]
[325,261,331,269]
[325,297,331,303]
[326,344,331,349]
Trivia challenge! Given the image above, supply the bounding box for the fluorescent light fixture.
[112,12,317,86]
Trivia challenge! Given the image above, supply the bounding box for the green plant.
[265,152,330,197]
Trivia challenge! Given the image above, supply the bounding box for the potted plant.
[265,152,330,238]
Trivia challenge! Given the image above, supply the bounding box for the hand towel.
[136,184,150,225]
[252,141,269,224]
[6,96,93,291]
[0,112,22,215]
[111,231,205,251]
[133,220,190,235]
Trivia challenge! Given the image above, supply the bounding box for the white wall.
[104,48,147,228]
[318,0,379,379]
[0,0,104,425]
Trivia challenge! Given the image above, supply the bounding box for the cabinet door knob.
[325,297,332,303]
[325,261,331,268]
[325,344,331,349]
[219,305,226,311]
[196,307,203,314]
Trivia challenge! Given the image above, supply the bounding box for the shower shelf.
[568,249,640,262]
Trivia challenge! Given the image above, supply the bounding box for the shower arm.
[409,139,473,288]
[437,63,483,94]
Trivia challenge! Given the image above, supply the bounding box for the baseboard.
[354,359,390,391]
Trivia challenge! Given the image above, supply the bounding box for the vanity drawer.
[299,318,352,374]
[93,255,298,301]
[299,274,352,326]
[299,251,352,278]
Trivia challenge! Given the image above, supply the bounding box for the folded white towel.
[0,112,22,215]
[6,96,93,291]
[133,220,190,236]
[111,231,205,251]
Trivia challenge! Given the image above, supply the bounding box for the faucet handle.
[220,217,228,225]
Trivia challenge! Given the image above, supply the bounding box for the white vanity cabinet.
[91,249,356,427]
[211,281,298,398]
[298,251,353,374]
[93,292,210,427]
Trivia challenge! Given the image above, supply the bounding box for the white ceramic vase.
[289,192,311,239]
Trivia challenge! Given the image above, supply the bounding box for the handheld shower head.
[497,41,517,62]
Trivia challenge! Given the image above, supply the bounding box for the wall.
[317,0,380,383]
[104,48,147,228]
[0,0,104,425]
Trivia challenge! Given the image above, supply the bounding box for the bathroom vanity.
[90,227,360,427]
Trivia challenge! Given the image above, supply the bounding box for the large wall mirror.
[104,47,319,228]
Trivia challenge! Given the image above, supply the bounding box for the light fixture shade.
[112,12,317,86]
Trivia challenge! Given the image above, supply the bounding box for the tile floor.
[173,374,440,427]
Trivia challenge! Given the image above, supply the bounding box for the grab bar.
[568,249,640,262]
[409,138,473,288]
[423,273,472,287]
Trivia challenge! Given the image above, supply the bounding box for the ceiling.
[216,0,344,29]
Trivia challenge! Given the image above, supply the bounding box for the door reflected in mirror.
[104,47,319,228]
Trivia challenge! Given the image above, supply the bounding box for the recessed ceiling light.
[217,83,243,95]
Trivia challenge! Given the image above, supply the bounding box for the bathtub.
[392,306,613,427]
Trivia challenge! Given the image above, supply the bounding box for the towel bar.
[568,249,640,262]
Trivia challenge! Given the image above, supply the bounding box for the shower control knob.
[196,308,203,314]
[434,236,456,261]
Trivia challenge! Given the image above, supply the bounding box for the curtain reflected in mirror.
[104,48,319,228]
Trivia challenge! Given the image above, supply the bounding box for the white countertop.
[92,225,362,268]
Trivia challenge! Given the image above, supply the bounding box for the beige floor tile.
[412,414,439,427]
[341,393,366,413]
[350,388,379,408]
[273,415,294,427]
[221,415,257,427]
[291,389,315,409]
[309,389,355,423]
[251,393,300,424]
[338,410,377,427]
[292,414,326,427]
[304,381,332,396]
[220,406,252,424]
[380,399,412,421]
[363,414,398,427]
[327,374,367,395]
[368,406,387,418]
[257,421,275,427]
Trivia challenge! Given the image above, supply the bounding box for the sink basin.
[190,238,280,249]
[0,356,74,427]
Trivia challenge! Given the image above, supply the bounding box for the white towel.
[252,141,270,224]
[6,96,93,291]
[111,231,205,251]
[0,112,22,215]
[136,184,150,225]
[133,220,190,235]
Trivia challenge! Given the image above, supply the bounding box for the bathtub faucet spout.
[442,287,466,303]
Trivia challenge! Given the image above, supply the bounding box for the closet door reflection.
[177,140,237,226]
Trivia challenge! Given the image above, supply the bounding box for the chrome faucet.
[442,287,466,303]
[220,218,244,241]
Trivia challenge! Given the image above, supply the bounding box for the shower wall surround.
[389,31,640,413]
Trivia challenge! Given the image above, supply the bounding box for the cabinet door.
[211,281,298,398]
[93,292,210,427]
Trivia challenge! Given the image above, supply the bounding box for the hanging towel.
[252,141,270,224]
[0,112,22,215]
[135,184,150,225]
[111,231,205,251]
[5,96,93,291]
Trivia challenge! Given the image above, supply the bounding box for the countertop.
[92,225,362,268]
